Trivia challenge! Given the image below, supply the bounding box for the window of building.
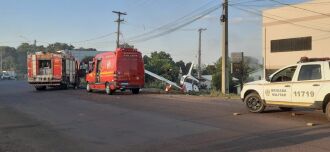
[271,36,312,52]
[298,64,322,81]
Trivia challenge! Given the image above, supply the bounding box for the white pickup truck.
[241,58,330,120]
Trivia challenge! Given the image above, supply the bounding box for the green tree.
[211,58,236,91]
[212,58,222,90]
[119,43,134,49]
[75,47,97,51]
[16,43,45,73]
[202,64,216,75]
[175,60,192,75]
[144,51,180,82]
[232,56,262,84]
[143,55,150,65]
[0,46,17,71]
[46,42,74,52]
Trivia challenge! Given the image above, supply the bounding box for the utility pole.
[221,0,229,94]
[34,40,36,52]
[112,11,127,48]
[197,28,206,79]
[0,49,2,72]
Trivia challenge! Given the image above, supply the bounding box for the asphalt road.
[0,80,330,152]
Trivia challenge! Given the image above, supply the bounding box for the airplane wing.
[145,70,182,89]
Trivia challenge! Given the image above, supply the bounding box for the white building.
[263,0,330,76]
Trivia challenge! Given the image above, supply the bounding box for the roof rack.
[298,57,330,63]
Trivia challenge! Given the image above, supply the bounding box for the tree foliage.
[46,43,74,52]
[175,60,193,75]
[119,43,134,49]
[75,47,97,51]
[0,46,17,71]
[0,42,96,74]
[144,51,180,83]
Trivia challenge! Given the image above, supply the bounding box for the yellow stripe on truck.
[100,71,115,75]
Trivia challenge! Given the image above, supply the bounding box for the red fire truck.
[27,51,79,91]
[85,48,144,94]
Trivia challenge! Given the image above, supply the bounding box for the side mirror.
[265,76,271,82]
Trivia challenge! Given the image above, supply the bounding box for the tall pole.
[221,0,229,94]
[34,40,36,52]
[198,28,206,79]
[0,49,2,72]
[112,11,127,48]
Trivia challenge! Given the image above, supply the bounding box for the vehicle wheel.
[131,88,140,94]
[35,86,46,91]
[325,102,330,121]
[86,83,92,92]
[279,107,293,111]
[105,83,115,95]
[244,92,265,113]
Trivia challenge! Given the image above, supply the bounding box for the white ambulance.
[241,57,330,120]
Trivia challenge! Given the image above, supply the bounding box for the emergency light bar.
[298,57,330,63]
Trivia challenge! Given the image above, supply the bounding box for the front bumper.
[28,80,61,86]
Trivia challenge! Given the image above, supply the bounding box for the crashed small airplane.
[145,63,200,93]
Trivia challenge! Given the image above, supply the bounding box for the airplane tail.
[187,63,194,76]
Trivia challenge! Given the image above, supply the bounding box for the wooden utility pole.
[221,0,229,94]
[198,28,206,79]
[112,11,127,48]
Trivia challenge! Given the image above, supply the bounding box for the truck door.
[27,55,32,78]
[291,64,323,105]
[264,66,297,104]
[96,59,102,83]
[53,57,62,79]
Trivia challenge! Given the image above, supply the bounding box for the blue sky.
[0,0,307,64]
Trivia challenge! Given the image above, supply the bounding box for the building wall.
[263,0,330,76]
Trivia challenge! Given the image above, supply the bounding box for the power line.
[127,0,219,41]
[269,0,330,17]
[128,4,221,43]
[70,32,116,44]
[229,4,330,33]
[130,5,220,43]
[124,22,198,31]
[229,0,265,5]
[236,4,330,30]
[232,3,280,8]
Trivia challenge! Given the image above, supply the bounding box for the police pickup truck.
[241,57,330,120]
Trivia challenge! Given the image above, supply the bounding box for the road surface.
[0,80,330,152]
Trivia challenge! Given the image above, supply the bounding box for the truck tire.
[86,83,92,92]
[325,102,330,121]
[131,88,140,94]
[105,83,115,95]
[35,86,46,91]
[244,92,265,113]
[279,107,293,111]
